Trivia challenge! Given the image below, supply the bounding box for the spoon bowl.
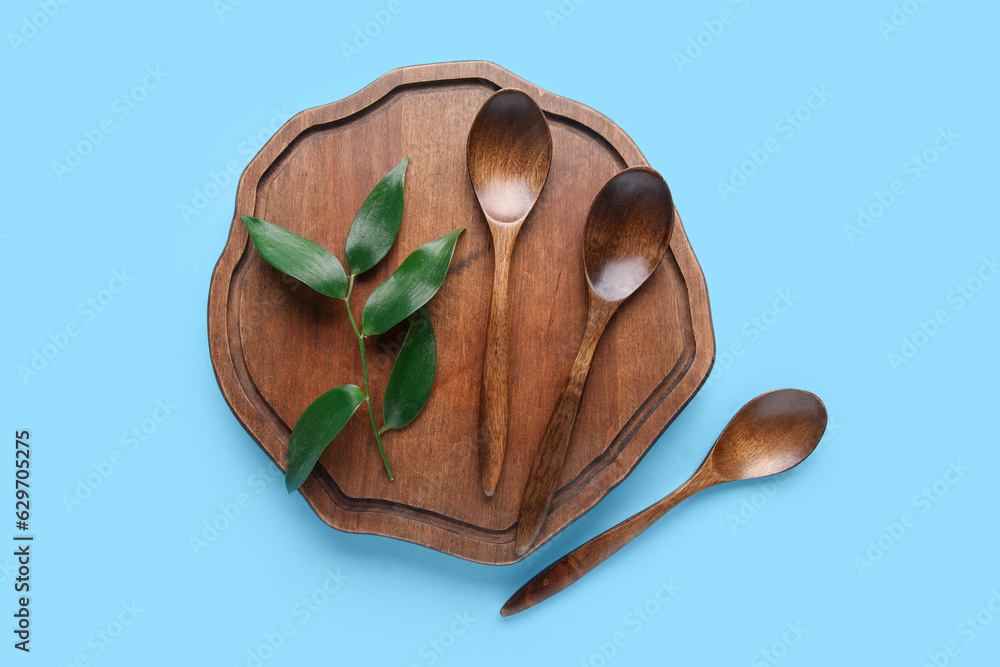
[583,167,674,302]
[708,389,827,482]
[468,88,553,497]
[503,389,828,615]
[468,88,552,223]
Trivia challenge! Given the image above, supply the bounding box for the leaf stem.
[344,275,394,481]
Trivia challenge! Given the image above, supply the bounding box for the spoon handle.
[502,474,716,616]
[514,300,616,555]
[480,225,518,496]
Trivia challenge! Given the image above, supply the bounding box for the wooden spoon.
[502,389,828,616]
[468,88,553,497]
[514,166,674,555]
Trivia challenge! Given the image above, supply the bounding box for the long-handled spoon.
[468,88,553,497]
[502,389,828,616]
[514,166,674,555]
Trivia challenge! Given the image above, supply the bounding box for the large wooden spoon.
[514,166,674,555]
[468,88,553,497]
[502,389,828,616]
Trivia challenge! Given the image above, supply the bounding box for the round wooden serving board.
[208,61,715,565]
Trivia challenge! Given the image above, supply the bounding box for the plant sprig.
[242,158,464,491]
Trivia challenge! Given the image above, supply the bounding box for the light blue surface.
[4,1,998,665]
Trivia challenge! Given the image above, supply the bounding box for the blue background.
[4,1,998,665]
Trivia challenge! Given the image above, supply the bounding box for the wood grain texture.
[207,61,716,565]
[478,223,517,496]
[502,474,713,616]
[514,166,675,555]
[501,389,828,614]
[469,89,553,496]
[514,295,616,554]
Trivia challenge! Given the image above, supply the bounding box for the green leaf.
[285,384,366,493]
[361,228,464,336]
[243,215,348,299]
[345,157,409,276]
[381,307,436,432]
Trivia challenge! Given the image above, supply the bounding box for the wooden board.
[207,61,715,565]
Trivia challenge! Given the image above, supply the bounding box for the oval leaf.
[382,307,436,432]
[345,157,409,276]
[243,215,348,299]
[285,384,366,493]
[361,228,464,336]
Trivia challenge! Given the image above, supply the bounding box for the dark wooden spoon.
[468,88,553,497]
[502,389,828,616]
[514,166,674,555]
